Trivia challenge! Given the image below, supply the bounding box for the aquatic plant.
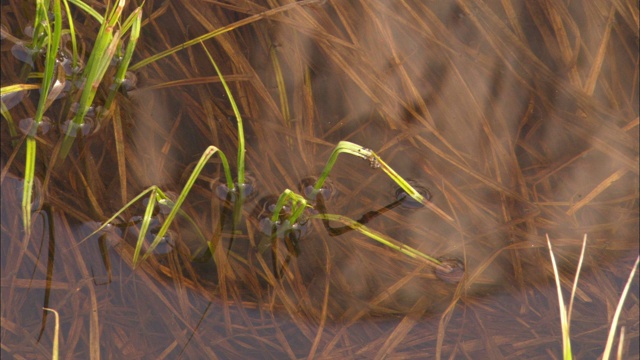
[3,0,454,281]
[85,130,455,276]
[2,1,637,358]
[0,0,142,237]
[83,48,459,280]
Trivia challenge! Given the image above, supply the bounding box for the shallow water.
[1,0,638,358]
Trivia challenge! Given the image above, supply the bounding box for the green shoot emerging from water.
[201,43,246,186]
[270,190,309,225]
[21,0,62,237]
[88,40,456,272]
[91,127,456,269]
[13,0,143,237]
[312,141,454,223]
[311,141,420,200]
[83,146,233,266]
[59,0,142,159]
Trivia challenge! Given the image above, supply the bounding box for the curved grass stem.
[270,189,308,225]
[141,146,232,264]
[82,146,232,266]
[312,142,422,202]
[201,42,245,186]
[42,307,60,360]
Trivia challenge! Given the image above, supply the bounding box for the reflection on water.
[1,0,638,358]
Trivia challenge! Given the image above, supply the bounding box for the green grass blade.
[105,0,126,27]
[370,153,423,202]
[262,189,309,245]
[101,7,142,114]
[22,139,37,234]
[120,3,145,34]
[312,141,425,203]
[312,141,455,223]
[311,213,442,266]
[30,0,51,53]
[141,146,232,263]
[67,0,104,23]
[34,0,62,124]
[23,0,62,235]
[201,43,246,185]
[61,0,79,70]
[1,84,41,95]
[132,188,158,266]
[1,85,40,142]
[59,31,120,158]
[602,256,639,359]
[80,186,158,243]
[312,141,369,196]
[269,190,297,222]
[288,195,309,224]
[59,0,126,159]
[1,101,18,143]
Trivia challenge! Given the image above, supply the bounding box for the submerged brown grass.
[1,0,638,359]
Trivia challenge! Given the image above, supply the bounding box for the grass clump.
[85,67,451,274]
[1,0,143,238]
[83,36,455,276]
[547,234,639,360]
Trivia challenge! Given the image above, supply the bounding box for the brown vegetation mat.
[1,0,638,358]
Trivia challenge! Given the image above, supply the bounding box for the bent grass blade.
[312,141,455,223]
[67,0,104,23]
[80,186,160,243]
[270,189,309,225]
[257,189,310,252]
[1,83,41,95]
[42,307,60,360]
[1,85,40,143]
[312,141,421,202]
[201,43,246,186]
[141,146,233,264]
[83,146,233,266]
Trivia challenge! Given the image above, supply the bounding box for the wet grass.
[1,0,638,358]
